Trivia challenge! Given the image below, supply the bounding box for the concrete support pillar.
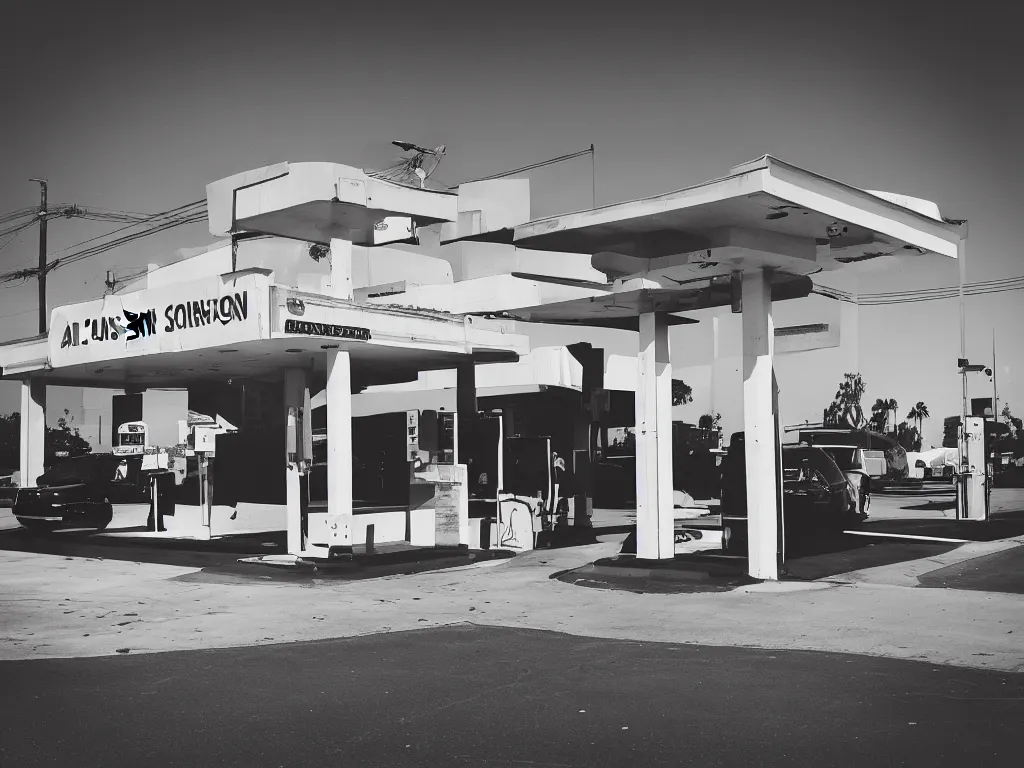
[326,351,353,551]
[456,361,477,466]
[284,368,310,555]
[568,343,603,528]
[19,380,46,487]
[329,238,354,300]
[742,269,782,581]
[635,312,674,560]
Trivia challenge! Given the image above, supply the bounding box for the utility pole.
[29,178,48,334]
[992,328,999,424]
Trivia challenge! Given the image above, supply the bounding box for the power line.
[50,210,207,271]
[0,199,207,285]
[0,307,37,321]
[0,207,38,226]
[813,274,1024,305]
[456,146,596,186]
[43,199,206,259]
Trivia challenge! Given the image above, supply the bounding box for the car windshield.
[782,447,845,485]
[800,431,866,448]
[820,447,861,471]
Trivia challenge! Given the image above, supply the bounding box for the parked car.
[907,447,958,481]
[798,428,908,488]
[13,454,149,533]
[812,445,872,518]
[721,434,863,554]
[0,468,18,508]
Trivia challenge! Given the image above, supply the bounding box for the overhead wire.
[0,199,208,285]
[813,273,1024,305]
[456,146,595,186]
[0,207,39,226]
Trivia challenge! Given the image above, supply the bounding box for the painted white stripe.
[843,530,969,544]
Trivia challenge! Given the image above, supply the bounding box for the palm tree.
[869,399,888,432]
[871,398,898,433]
[907,401,930,437]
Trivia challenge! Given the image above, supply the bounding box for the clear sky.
[1,0,1022,446]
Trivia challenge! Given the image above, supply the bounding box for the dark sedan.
[13,454,149,533]
[720,434,861,554]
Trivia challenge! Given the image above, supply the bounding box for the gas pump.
[502,436,555,550]
[286,401,312,551]
[957,415,990,521]
[177,418,229,538]
[406,409,467,547]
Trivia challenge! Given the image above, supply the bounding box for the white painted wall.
[142,389,189,447]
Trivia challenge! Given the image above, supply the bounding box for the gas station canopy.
[443,154,961,269]
[497,272,813,328]
[205,161,458,246]
[0,271,526,393]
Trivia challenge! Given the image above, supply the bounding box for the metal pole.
[958,230,968,462]
[30,179,48,334]
[590,144,597,209]
[955,225,969,518]
[992,327,999,423]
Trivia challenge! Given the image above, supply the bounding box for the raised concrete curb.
[826,537,1024,588]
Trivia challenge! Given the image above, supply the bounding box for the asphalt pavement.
[918,545,1024,594]
[1,624,1021,768]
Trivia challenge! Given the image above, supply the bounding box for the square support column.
[19,380,45,487]
[455,361,477,466]
[742,269,783,581]
[326,350,353,552]
[329,238,354,300]
[568,343,603,529]
[284,369,310,555]
[635,311,674,560]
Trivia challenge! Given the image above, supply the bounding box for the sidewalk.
[0,530,1021,672]
[1,490,1022,671]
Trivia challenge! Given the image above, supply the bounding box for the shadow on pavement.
[861,509,1024,542]
[0,527,282,569]
[917,546,1024,594]
[0,527,513,580]
[553,526,963,592]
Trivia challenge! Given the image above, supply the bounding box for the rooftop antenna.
[369,141,447,189]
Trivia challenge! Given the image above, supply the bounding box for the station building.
[0,155,969,579]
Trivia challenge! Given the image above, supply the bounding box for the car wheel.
[89,502,114,532]
[18,518,55,534]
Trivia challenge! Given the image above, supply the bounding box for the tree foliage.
[0,410,94,473]
[698,412,722,431]
[907,401,930,437]
[824,373,867,427]
[671,379,693,407]
[896,421,921,452]
[869,398,898,432]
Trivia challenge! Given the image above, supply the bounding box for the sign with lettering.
[48,274,269,368]
[283,319,371,341]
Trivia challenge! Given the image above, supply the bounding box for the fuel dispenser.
[501,436,555,550]
[957,415,990,521]
[408,409,466,547]
[286,399,313,551]
[456,408,563,552]
[177,418,231,538]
